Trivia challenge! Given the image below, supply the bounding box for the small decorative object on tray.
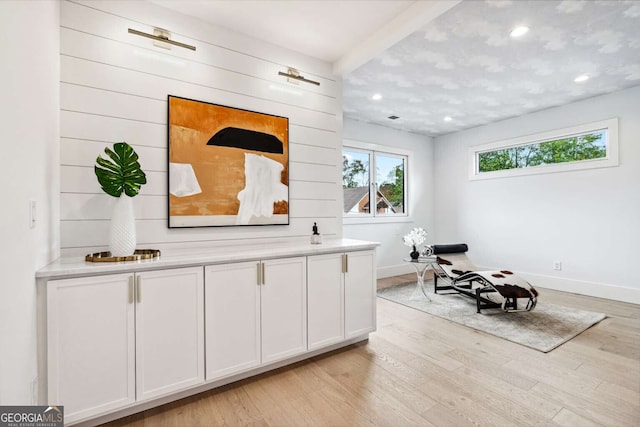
[85,249,161,263]
[421,245,434,257]
[403,227,427,260]
[311,222,322,244]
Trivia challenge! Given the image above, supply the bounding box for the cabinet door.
[135,267,204,401]
[307,253,344,350]
[205,262,261,380]
[261,257,307,364]
[344,250,376,338]
[47,274,135,423]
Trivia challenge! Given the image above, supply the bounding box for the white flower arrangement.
[402,227,427,247]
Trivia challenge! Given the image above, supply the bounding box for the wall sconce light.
[278,67,320,86]
[128,28,196,51]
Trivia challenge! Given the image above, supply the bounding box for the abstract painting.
[168,96,289,227]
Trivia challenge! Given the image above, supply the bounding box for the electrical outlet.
[553,261,562,271]
[30,199,36,229]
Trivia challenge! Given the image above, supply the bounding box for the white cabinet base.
[38,241,377,426]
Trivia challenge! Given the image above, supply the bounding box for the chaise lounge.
[427,244,538,313]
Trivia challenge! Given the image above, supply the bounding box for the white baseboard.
[516,271,640,305]
[377,264,414,279]
[382,263,639,304]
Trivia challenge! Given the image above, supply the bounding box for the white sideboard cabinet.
[205,257,306,381]
[46,267,204,423]
[37,239,378,425]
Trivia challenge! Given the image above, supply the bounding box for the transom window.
[469,118,618,180]
[343,142,408,220]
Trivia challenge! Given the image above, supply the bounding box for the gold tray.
[85,249,161,263]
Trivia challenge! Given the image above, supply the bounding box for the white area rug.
[378,282,606,352]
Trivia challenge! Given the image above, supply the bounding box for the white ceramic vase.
[109,195,136,257]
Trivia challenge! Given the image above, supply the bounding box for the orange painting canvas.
[168,96,289,227]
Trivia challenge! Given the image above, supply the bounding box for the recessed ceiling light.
[372,93,382,101]
[443,116,453,122]
[574,74,589,83]
[510,26,529,38]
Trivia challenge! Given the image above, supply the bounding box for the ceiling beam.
[332,0,461,76]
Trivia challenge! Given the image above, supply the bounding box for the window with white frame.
[342,142,408,220]
[469,118,619,180]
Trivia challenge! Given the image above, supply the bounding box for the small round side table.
[403,257,438,301]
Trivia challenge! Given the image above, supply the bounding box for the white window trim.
[468,118,619,181]
[343,139,412,224]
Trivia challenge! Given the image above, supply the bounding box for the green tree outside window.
[479,131,606,173]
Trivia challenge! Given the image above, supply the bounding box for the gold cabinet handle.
[257,262,261,286]
[345,254,348,273]
[128,276,134,304]
[262,262,266,285]
[136,276,142,303]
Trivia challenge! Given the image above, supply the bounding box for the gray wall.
[343,119,435,277]
[433,86,640,303]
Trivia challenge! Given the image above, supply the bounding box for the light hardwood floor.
[104,275,640,426]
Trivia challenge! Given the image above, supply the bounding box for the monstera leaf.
[95,142,147,197]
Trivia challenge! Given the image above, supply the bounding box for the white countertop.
[36,238,380,280]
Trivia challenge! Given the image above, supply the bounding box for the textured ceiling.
[343,0,640,136]
[154,0,640,138]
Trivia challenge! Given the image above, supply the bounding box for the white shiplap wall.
[60,0,342,256]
